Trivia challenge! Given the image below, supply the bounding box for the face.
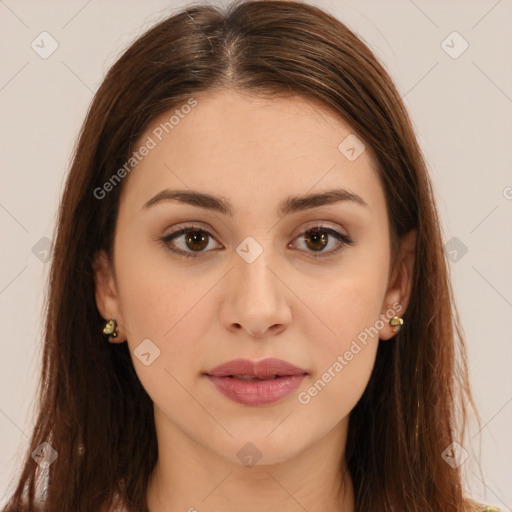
[93,88,414,466]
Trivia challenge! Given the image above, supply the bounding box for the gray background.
[1,0,511,508]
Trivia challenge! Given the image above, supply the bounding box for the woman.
[2,1,500,511]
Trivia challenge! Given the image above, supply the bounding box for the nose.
[220,238,292,339]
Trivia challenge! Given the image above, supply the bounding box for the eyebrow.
[142,188,367,216]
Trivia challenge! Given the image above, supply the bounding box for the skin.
[93,88,416,512]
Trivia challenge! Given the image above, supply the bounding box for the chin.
[215,424,315,468]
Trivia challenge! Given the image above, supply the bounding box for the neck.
[146,410,355,512]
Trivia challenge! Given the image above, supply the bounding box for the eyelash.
[160,223,354,259]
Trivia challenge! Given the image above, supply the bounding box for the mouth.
[204,358,308,406]
[205,357,308,379]
[224,374,291,380]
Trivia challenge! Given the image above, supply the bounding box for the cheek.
[114,256,205,416]
[295,288,383,426]
[113,241,208,386]
[115,229,205,337]
[298,238,390,410]
[305,280,382,394]
[311,246,390,355]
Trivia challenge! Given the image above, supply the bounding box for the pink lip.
[204,358,308,406]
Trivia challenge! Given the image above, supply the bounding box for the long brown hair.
[4,1,480,510]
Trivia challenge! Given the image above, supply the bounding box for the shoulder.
[464,499,502,512]
[472,503,501,512]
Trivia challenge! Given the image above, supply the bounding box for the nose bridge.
[223,233,291,333]
[233,234,280,302]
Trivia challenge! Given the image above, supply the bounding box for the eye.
[160,223,354,259]
[160,223,221,258]
[290,224,354,258]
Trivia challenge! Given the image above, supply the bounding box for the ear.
[378,229,416,341]
[91,250,126,343]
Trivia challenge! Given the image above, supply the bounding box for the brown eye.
[161,223,353,260]
[304,228,329,252]
[162,226,221,258]
[183,229,210,252]
[291,226,354,258]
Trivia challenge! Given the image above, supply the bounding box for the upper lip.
[205,358,308,378]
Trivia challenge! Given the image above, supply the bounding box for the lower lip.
[206,374,307,406]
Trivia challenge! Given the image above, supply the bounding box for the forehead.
[118,88,385,217]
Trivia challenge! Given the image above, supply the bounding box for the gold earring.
[103,319,118,338]
[390,315,404,333]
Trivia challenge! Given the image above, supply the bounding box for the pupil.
[186,230,208,251]
[307,229,327,251]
